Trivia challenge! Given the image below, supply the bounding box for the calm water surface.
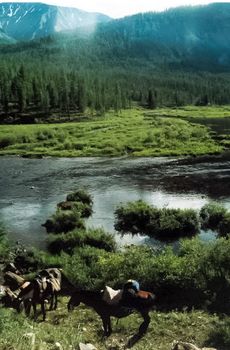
[0,154,229,249]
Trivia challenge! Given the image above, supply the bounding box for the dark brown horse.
[16,278,55,321]
[68,289,155,338]
[16,268,62,321]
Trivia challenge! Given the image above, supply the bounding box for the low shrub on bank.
[208,316,230,349]
[66,189,93,205]
[47,228,116,254]
[49,237,230,312]
[200,202,228,230]
[0,224,10,262]
[42,210,85,234]
[57,201,93,218]
[4,232,230,314]
[43,189,93,234]
[114,200,199,240]
[218,212,230,237]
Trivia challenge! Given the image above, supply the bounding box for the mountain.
[1,2,230,118]
[0,27,15,43]
[94,3,230,70]
[0,2,111,41]
[1,2,230,70]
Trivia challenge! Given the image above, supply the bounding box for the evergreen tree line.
[1,30,230,121]
[0,63,130,118]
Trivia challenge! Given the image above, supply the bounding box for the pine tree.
[147,89,156,109]
[78,80,87,113]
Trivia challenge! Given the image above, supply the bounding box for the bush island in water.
[114,200,200,240]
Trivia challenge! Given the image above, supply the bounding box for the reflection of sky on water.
[86,188,208,231]
[149,192,207,209]
[0,202,54,248]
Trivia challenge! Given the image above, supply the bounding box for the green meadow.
[1,304,227,350]
[0,106,228,158]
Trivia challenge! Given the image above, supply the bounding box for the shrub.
[62,246,108,290]
[0,135,16,148]
[14,249,40,273]
[57,201,93,218]
[208,317,230,349]
[218,212,230,237]
[66,189,92,205]
[200,202,227,230]
[0,224,10,262]
[115,200,199,240]
[47,228,116,254]
[42,210,85,234]
[114,200,155,234]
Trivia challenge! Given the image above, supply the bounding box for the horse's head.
[67,292,81,312]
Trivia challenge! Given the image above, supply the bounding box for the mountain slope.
[0,27,15,43]
[0,2,111,40]
[94,3,230,70]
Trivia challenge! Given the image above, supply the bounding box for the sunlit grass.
[0,302,227,350]
[0,107,226,157]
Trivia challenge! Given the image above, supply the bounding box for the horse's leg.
[33,302,37,321]
[54,292,58,310]
[41,300,46,321]
[107,316,112,336]
[126,310,150,348]
[138,310,150,335]
[49,293,54,311]
[25,299,32,317]
[101,316,112,336]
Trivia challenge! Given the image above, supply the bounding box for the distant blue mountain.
[0,2,230,70]
[94,3,230,69]
[0,2,111,41]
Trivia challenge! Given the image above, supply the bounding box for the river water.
[0,153,230,249]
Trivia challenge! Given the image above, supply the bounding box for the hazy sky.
[1,0,225,18]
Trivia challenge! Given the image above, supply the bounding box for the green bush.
[0,224,10,262]
[57,201,93,218]
[42,210,85,234]
[47,228,116,254]
[218,212,230,237]
[62,246,108,290]
[208,317,230,349]
[200,202,227,230]
[115,200,199,240]
[66,189,93,205]
[0,135,16,148]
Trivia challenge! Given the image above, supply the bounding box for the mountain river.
[0,153,229,249]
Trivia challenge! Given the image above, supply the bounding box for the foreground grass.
[0,299,228,350]
[0,107,226,157]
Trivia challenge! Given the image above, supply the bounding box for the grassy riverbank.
[0,106,228,157]
[1,216,230,349]
[1,303,228,350]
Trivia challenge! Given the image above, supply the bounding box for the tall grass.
[0,108,224,157]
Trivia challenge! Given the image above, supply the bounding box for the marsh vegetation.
[0,107,228,157]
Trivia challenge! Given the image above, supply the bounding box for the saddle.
[102,286,123,305]
[136,290,153,299]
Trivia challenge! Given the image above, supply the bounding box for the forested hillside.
[1,3,230,122]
